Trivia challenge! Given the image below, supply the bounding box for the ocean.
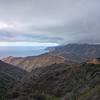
[0,46,48,59]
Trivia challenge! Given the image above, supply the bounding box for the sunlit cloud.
[0,42,58,47]
[0,21,15,30]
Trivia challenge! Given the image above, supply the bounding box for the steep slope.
[0,60,26,99]
[6,58,100,100]
[2,53,65,72]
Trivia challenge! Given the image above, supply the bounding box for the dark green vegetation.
[0,61,26,100]
[6,59,100,100]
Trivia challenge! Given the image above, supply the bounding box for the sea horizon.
[0,46,49,59]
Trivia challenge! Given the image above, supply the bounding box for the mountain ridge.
[2,53,65,72]
[2,44,100,72]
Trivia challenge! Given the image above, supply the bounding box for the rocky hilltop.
[2,53,65,72]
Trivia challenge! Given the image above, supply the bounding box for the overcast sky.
[0,0,100,45]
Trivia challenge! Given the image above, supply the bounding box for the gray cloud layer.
[0,0,100,44]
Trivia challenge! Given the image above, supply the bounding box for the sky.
[0,0,100,46]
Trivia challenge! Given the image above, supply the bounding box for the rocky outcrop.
[87,58,100,64]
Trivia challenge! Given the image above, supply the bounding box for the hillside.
[6,58,100,100]
[87,58,100,64]
[2,53,65,72]
[48,44,100,62]
[2,44,100,72]
[0,60,27,99]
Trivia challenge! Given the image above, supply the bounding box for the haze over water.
[0,46,48,59]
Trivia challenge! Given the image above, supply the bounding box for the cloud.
[0,0,100,44]
[0,41,58,47]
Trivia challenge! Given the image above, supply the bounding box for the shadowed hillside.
[6,58,100,100]
[0,60,27,99]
